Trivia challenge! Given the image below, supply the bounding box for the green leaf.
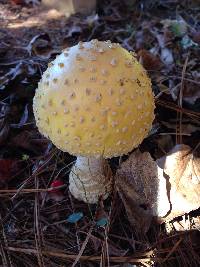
[171,21,187,37]
[66,212,83,223]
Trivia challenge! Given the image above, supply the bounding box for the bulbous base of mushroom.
[69,157,113,204]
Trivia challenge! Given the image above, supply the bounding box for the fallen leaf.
[25,33,52,57]
[86,14,99,26]
[162,18,188,37]
[115,150,162,233]
[160,47,173,65]
[152,31,174,65]
[0,63,23,90]
[157,144,200,221]
[160,144,200,221]
[47,191,65,202]
[163,77,200,105]
[138,49,163,71]
[183,76,200,105]
[161,120,200,134]
[66,25,82,38]
[0,62,37,90]
[135,30,144,50]
[116,147,200,229]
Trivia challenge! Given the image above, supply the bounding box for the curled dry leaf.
[0,63,23,90]
[116,146,200,231]
[157,144,200,221]
[66,25,82,38]
[21,33,60,60]
[0,62,37,90]
[160,47,174,65]
[115,150,169,233]
[161,119,200,134]
[183,80,200,105]
[152,31,174,66]
[138,49,163,71]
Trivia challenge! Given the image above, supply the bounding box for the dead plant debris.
[0,0,200,266]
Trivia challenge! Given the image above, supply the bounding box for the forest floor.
[0,0,200,266]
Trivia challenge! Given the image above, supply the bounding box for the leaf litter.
[0,0,200,266]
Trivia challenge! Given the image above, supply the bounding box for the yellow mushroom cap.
[33,40,155,158]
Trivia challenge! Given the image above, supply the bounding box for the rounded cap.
[33,40,155,158]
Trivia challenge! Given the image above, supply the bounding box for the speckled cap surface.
[33,39,155,158]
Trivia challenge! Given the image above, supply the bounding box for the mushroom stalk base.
[69,157,113,203]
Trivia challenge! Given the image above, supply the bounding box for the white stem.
[69,156,112,203]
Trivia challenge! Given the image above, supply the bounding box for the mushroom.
[33,39,155,204]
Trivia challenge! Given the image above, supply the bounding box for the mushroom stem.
[69,156,113,203]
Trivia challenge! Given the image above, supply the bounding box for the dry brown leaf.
[158,144,200,221]
[116,146,200,231]
[138,49,163,71]
[183,81,200,105]
[115,150,170,233]
[168,78,200,105]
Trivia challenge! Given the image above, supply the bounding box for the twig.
[34,175,45,267]
[162,238,183,263]
[4,246,166,264]
[0,185,67,195]
[0,213,13,266]
[72,226,93,267]
[11,149,57,201]
[177,54,189,144]
[156,99,200,120]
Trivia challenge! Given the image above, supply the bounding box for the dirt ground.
[0,0,200,266]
